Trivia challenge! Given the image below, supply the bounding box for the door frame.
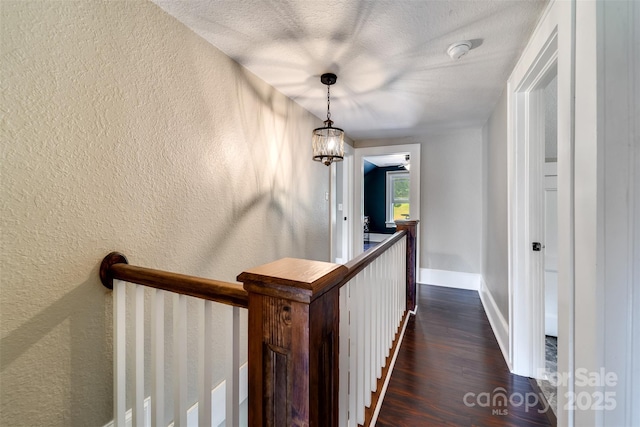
[353,144,421,258]
[330,143,354,264]
[507,6,574,422]
[509,36,557,379]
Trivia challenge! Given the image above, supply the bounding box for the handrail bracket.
[100,251,129,289]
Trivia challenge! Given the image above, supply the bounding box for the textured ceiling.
[154,0,547,140]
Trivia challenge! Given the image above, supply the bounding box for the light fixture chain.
[326,84,331,121]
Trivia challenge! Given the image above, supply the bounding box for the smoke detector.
[447,41,472,60]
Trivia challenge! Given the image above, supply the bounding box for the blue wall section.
[364,165,404,234]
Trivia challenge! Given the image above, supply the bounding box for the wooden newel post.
[395,220,419,312]
[238,258,348,427]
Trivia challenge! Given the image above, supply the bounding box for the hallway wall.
[420,129,483,275]
[481,88,509,322]
[0,2,329,425]
[357,128,484,280]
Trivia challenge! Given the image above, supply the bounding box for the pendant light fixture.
[312,73,344,166]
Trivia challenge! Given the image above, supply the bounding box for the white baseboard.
[479,279,511,371]
[418,268,481,291]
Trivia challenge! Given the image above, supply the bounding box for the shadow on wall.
[186,59,328,275]
[1,2,329,425]
[100,16,329,276]
[0,265,110,424]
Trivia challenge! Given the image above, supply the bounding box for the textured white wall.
[481,88,509,321]
[0,1,329,425]
[420,129,483,274]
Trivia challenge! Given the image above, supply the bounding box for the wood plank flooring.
[376,285,553,427]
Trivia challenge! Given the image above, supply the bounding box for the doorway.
[539,75,558,415]
[362,154,411,251]
[331,143,354,264]
[353,144,420,258]
[507,25,566,383]
[507,6,577,423]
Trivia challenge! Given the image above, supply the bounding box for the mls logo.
[492,409,508,416]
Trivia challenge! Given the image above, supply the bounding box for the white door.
[544,162,558,336]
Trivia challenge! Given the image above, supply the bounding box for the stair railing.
[100,220,418,427]
[100,253,247,427]
[235,219,418,426]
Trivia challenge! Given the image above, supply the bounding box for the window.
[386,171,410,227]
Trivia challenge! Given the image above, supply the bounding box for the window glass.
[386,171,410,225]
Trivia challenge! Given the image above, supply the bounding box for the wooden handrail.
[100,252,248,308]
[341,230,407,285]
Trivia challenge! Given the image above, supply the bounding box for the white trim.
[418,268,481,291]
[331,143,354,264]
[508,28,558,378]
[507,3,575,425]
[344,145,355,262]
[479,278,512,371]
[330,161,337,263]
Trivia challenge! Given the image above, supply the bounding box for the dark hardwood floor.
[376,285,553,427]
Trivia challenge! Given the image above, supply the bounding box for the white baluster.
[383,252,388,356]
[371,262,384,386]
[395,242,400,320]
[395,243,400,327]
[390,247,395,350]
[382,255,387,373]
[357,272,366,425]
[226,306,240,427]
[372,261,378,387]
[151,289,165,427]
[113,280,126,427]
[384,253,390,360]
[199,300,213,427]
[173,294,187,427]
[133,285,144,427]
[338,285,349,425]
[400,240,403,312]
[348,281,357,426]
[363,264,371,406]
[380,257,386,379]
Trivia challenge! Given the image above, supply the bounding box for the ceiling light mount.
[447,40,472,60]
[320,72,337,86]
[312,73,344,166]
